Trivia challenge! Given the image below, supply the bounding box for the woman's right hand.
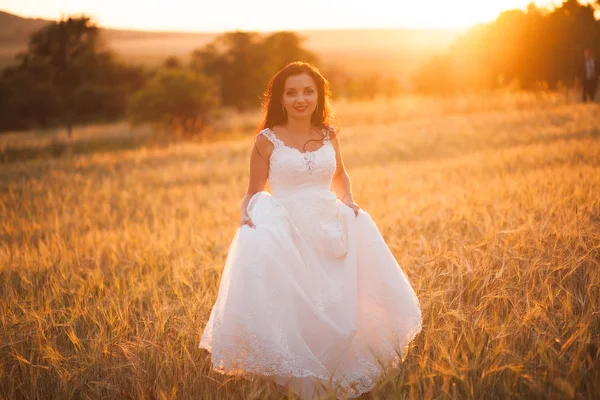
[240,214,256,229]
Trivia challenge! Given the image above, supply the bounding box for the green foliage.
[127,68,218,137]
[413,0,600,93]
[190,31,317,111]
[1,24,321,134]
[0,16,145,134]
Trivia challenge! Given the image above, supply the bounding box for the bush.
[128,69,219,137]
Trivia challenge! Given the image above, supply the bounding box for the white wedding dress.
[199,127,422,399]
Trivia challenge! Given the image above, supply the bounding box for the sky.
[0,0,590,32]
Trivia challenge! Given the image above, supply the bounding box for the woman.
[199,61,422,399]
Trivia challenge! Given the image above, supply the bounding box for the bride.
[199,61,422,399]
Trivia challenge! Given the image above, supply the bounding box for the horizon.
[0,0,586,33]
[0,8,468,35]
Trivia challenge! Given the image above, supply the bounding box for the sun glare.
[1,0,590,31]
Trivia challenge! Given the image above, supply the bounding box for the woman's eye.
[286,91,295,96]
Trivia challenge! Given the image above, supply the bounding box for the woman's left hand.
[344,199,361,216]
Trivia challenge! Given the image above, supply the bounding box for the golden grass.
[1,92,599,399]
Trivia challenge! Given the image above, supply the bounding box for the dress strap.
[257,128,283,148]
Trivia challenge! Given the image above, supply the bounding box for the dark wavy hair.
[256,61,338,152]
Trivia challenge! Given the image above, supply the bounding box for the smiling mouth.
[295,106,307,111]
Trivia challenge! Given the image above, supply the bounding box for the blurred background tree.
[189,31,317,111]
[1,0,599,136]
[127,68,219,137]
[412,0,600,93]
[0,16,144,135]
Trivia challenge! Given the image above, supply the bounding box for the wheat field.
[1,92,599,399]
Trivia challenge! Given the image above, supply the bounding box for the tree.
[412,0,600,93]
[163,56,182,69]
[190,31,266,111]
[0,16,144,135]
[261,31,317,77]
[189,30,317,111]
[127,69,219,137]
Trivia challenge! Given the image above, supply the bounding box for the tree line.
[1,0,598,135]
[0,18,314,135]
[0,17,401,136]
[413,0,600,93]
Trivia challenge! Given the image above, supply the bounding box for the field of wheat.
[1,91,599,399]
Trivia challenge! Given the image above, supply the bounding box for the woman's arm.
[240,134,272,228]
[330,135,361,215]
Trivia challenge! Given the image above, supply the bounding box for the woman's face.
[281,73,318,120]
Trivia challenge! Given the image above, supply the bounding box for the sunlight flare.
[1,0,580,31]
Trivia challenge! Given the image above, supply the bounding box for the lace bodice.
[258,127,336,197]
[253,127,349,258]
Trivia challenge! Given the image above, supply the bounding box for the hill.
[0,10,464,77]
[0,10,50,42]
